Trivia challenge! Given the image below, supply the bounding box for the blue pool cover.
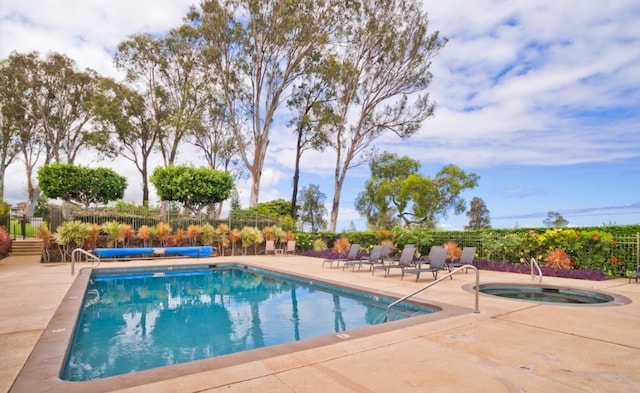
[92,246,214,258]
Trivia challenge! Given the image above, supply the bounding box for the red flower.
[593,234,600,239]
[611,256,618,264]
[570,261,577,267]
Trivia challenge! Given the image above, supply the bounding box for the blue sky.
[1,0,639,231]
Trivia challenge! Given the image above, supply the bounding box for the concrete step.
[10,240,44,256]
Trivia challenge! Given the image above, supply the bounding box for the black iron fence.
[1,206,638,273]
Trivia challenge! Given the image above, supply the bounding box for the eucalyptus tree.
[37,52,97,165]
[90,77,160,206]
[1,52,45,213]
[355,152,479,229]
[189,99,240,218]
[322,0,447,231]
[116,26,209,168]
[286,62,337,218]
[0,51,98,211]
[0,55,26,199]
[188,0,338,207]
[190,99,237,172]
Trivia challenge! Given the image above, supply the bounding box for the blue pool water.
[62,264,434,381]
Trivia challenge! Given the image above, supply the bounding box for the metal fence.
[2,205,285,240]
[2,206,639,273]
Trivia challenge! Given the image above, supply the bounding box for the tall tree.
[189,0,337,207]
[355,152,479,228]
[1,51,98,211]
[190,99,240,218]
[90,77,160,205]
[37,53,97,165]
[116,27,208,169]
[0,55,28,199]
[323,0,447,231]
[286,80,333,218]
[3,52,45,214]
[543,211,569,227]
[298,184,327,232]
[465,197,491,230]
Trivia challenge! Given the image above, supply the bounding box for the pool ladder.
[384,264,480,322]
[530,257,543,282]
[71,248,101,275]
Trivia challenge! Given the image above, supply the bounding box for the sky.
[1,0,639,231]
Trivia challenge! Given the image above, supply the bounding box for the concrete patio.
[2,253,640,392]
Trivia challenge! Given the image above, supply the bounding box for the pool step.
[10,240,43,256]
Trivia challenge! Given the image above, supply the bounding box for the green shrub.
[312,239,328,251]
[0,227,10,256]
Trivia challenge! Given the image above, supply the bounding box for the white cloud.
[1,0,639,230]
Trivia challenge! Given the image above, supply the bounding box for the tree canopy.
[298,184,328,232]
[37,163,127,208]
[150,165,234,216]
[544,211,569,227]
[465,197,491,230]
[355,152,479,229]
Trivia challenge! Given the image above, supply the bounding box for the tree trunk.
[248,136,268,207]
[290,130,304,219]
[329,171,345,232]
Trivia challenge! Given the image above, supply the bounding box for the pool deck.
[2,254,640,392]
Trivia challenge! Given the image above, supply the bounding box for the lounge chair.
[344,245,383,272]
[322,244,361,268]
[285,240,296,255]
[447,246,477,273]
[630,264,640,283]
[380,243,393,263]
[265,240,276,255]
[372,244,416,277]
[360,245,386,270]
[401,246,450,281]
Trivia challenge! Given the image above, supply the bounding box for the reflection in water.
[63,267,427,381]
[291,287,300,340]
[333,295,346,332]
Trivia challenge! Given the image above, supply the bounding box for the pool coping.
[10,262,471,393]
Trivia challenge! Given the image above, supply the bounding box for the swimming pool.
[61,264,436,381]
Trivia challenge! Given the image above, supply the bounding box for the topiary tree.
[150,165,234,217]
[38,163,127,208]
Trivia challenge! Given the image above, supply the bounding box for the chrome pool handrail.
[384,264,480,322]
[530,257,542,282]
[71,248,100,275]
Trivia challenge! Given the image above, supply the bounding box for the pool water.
[62,265,433,381]
[478,284,615,304]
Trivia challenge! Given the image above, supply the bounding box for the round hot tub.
[476,283,621,305]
